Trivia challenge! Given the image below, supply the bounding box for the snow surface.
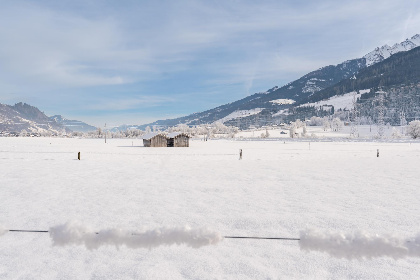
[1,137,420,279]
[300,89,370,111]
[217,108,263,123]
[0,226,7,236]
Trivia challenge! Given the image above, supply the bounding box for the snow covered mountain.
[0,102,67,134]
[133,35,419,129]
[127,57,366,130]
[363,34,420,66]
[50,115,97,133]
[0,102,96,134]
[289,45,420,125]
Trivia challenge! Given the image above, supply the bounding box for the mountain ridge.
[0,102,96,134]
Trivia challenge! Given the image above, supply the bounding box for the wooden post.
[239,149,242,160]
[78,152,81,160]
[377,149,379,157]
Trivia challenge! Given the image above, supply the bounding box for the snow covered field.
[1,137,420,279]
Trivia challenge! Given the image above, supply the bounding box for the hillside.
[0,102,66,135]
[301,46,420,105]
[130,34,420,130]
[50,115,97,133]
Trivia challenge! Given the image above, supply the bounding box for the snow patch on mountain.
[363,34,420,66]
[302,78,323,94]
[300,89,370,110]
[218,108,263,123]
[269,99,295,105]
[272,109,289,117]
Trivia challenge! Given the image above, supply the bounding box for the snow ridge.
[363,34,420,66]
[49,221,223,250]
[300,229,420,259]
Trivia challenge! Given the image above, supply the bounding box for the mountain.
[50,115,97,133]
[0,102,67,134]
[129,34,419,130]
[363,34,420,66]
[301,45,420,105]
[120,58,366,130]
[287,45,420,125]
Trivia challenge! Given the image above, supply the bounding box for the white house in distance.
[142,132,190,147]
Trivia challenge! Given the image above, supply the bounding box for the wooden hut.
[167,132,190,147]
[142,132,168,147]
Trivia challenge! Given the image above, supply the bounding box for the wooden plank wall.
[174,135,189,147]
[151,135,168,147]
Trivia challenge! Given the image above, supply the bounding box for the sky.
[0,0,419,127]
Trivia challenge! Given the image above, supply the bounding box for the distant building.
[142,132,190,147]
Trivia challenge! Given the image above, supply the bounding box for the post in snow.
[377,149,379,158]
[239,149,242,160]
[78,152,81,160]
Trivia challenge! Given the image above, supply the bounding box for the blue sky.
[0,0,419,127]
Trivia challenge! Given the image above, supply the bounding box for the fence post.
[78,152,81,160]
[377,149,379,157]
[239,149,242,160]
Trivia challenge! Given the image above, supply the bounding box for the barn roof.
[142,132,167,140]
[167,132,190,138]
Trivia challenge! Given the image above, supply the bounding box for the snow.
[167,132,188,138]
[300,89,370,111]
[363,34,420,66]
[302,78,323,93]
[50,221,222,250]
[269,99,295,105]
[217,108,263,123]
[1,137,420,278]
[300,229,420,260]
[142,132,162,140]
[272,109,290,117]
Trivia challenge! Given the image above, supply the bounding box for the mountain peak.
[363,35,420,66]
[411,34,420,40]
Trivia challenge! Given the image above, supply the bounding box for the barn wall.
[174,135,189,147]
[151,135,167,147]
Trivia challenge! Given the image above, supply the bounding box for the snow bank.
[49,221,223,250]
[300,229,420,259]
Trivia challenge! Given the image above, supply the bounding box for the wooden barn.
[167,132,190,147]
[142,132,168,147]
